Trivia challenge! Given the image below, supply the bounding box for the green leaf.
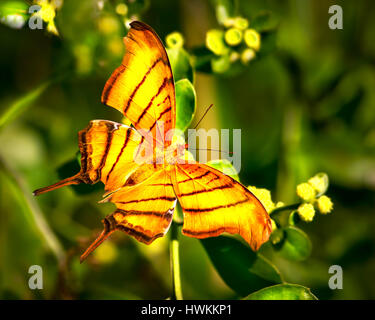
[201,236,283,296]
[206,159,239,181]
[244,284,318,300]
[273,226,312,261]
[251,11,280,32]
[288,210,301,226]
[0,1,28,29]
[0,81,50,131]
[175,79,196,132]
[167,47,194,83]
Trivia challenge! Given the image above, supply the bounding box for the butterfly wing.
[33,120,149,195]
[171,163,272,251]
[102,21,176,145]
[80,164,176,262]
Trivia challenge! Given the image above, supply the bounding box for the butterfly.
[33,21,272,262]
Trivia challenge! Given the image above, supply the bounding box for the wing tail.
[33,173,83,196]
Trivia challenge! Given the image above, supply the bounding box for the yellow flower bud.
[234,17,249,30]
[47,20,59,36]
[206,29,229,55]
[166,32,184,49]
[223,17,235,28]
[37,2,56,23]
[244,29,261,51]
[317,195,333,214]
[271,219,277,232]
[229,51,240,62]
[248,186,275,213]
[240,48,256,65]
[297,203,315,222]
[296,182,316,201]
[308,173,329,195]
[275,201,285,208]
[115,3,128,16]
[224,28,243,46]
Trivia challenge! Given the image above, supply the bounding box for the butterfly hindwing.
[171,163,272,251]
[102,164,176,243]
[80,165,176,262]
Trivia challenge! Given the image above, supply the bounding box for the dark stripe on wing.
[179,171,212,183]
[183,198,248,213]
[105,128,131,183]
[96,122,116,180]
[124,57,163,113]
[135,77,170,124]
[117,195,176,205]
[177,184,232,197]
[116,208,174,219]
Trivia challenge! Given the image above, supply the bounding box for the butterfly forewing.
[101,21,176,146]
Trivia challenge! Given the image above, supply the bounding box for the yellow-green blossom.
[233,17,249,30]
[206,29,229,55]
[224,28,243,46]
[223,17,235,28]
[229,51,240,62]
[317,195,333,214]
[275,201,285,208]
[296,182,316,202]
[298,203,315,222]
[308,173,329,195]
[244,29,261,51]
[241,48,256,64]
[166,32,184,49]
[248,186,275,213]
[271,219,277,232]
[34,0,59,35]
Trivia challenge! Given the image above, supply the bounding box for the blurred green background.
[0,0,375,299]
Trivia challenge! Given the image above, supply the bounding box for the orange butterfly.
[33,21,271,262]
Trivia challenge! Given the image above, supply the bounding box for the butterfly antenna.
[33,173,82,196]
[80,218,115,263]
[193,104,214,129]
[188,148,234,155]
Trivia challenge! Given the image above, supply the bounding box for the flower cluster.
[249,172,333,235]
[296,173,333,222]
[32,0,60,36]
[205,16,261,73]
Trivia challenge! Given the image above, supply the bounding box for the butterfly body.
[33,21,271,262]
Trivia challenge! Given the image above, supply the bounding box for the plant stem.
[270,203,300,216]
[170,221,183,300]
